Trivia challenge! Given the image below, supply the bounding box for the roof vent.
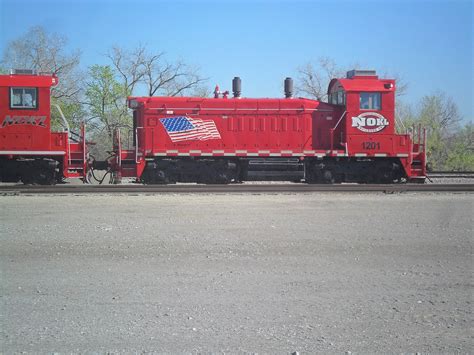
[11,69,36,75]
[346,69,377,79]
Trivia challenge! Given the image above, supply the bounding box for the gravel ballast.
[0,193,472,352]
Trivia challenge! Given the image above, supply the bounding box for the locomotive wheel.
[20,173,34,185]
[198,169,232,184]
[305,158,407,184]
[20,159,57,185]
[142,168,175,184]
[156,169,175,184]
[363,172,375,184]
[216,173,232,184]
[142,158,239,184]
[21,168,56,185]
[374,167,394,184]
[36,169,57,185]
[322,170,335,184]
[203,160,238,184]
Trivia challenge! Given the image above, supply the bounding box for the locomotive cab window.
[360,92,381,110]
[337,91,346,105]
[329,91,346,106]
[10,87,38,109]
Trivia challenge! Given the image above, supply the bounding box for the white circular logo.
[351,112,389,133]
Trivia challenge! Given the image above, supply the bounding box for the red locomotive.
[0,70,88,184]
[112,69,426,183]
[0,69,426,185]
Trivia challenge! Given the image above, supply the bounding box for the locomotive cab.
[0,70,88,184]
[327,69,396,154]
[322,70,426,182]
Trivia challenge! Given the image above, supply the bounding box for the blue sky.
[0,0,472,119]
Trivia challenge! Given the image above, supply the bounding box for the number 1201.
[362,142,380,150]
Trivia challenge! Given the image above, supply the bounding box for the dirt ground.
[0,192,472,353]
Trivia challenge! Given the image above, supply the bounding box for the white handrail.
[332,110,346,131]
[52,104,71,166]
[135,128,139,163]
[52,104,70,133]
[396,116,406,133]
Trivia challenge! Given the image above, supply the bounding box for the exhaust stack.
[232,77,241,98]
[284,77,293,98]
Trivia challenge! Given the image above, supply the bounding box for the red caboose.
[0,70,88,184]
[111,70,426,184]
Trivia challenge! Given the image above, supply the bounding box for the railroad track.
[427,171,474,179]
[0,183,473,195]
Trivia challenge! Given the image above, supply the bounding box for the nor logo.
[1,115,47,128]
[351,112,389,133]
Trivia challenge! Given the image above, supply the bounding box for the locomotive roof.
[327,77,395,94]
[128,96,330,111]
[0,74,58,87]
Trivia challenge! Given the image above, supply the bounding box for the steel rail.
[429,171,474,174]
[428,172,474,179]
[0,184,473,195]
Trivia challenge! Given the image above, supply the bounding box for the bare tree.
[1,26,82,100]
[296,57,347,101]
[189,84,212,98]
[105,45,208,98]
[142,56,207,97]
[106,45,147,97]
[296,57,407,100]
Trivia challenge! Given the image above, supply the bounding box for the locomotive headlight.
[129,99,139,109]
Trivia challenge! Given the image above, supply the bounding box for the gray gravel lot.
[0,193,472,353]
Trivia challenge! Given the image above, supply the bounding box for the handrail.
[116,129,122,168]
[396,115,406,133]
[52,104,70,133]
[332,110,347,131]
[330,110,346,151]
[82,123,87,183]
[52,104,71,166]
[135,128,139,163]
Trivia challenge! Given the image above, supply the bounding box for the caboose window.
[10,87,37,109]
[360,92,381,110]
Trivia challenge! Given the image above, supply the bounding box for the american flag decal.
[159,116,221,143]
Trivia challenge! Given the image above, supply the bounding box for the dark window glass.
[330,91,346,106]
[337,91,343,105]
[10,87,37,109]
[360,92,381,110]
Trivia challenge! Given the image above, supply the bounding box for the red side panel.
[133,97,326,157]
